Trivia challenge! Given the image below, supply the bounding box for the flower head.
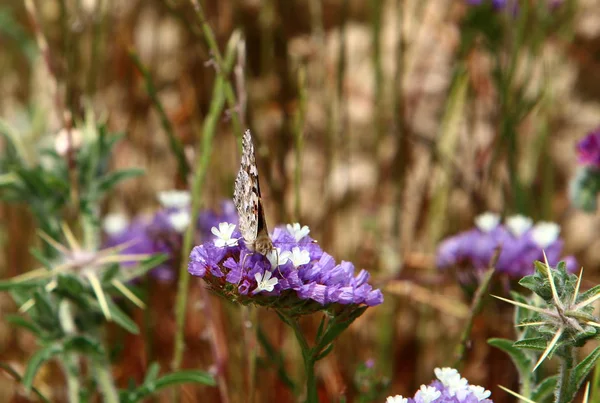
[437,213,577,278]
[103,199,236,281]
[577,127,600,168]
[188,223,383,315]
[393,367,494,403]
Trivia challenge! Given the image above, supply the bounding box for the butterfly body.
[233,130,274,256]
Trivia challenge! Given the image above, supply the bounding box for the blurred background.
[1,0,600,401]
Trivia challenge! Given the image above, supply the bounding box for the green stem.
[93,359,119,403]
[556,347,576,403]
[303,355,318,403]
[278,312,318,403]
[172,32,239,373]
[58,301,81,403]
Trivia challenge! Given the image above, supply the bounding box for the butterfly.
[233,129,274,257]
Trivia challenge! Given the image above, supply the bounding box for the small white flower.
[289,247,310,268]
[266,248,290,269]
[386,395,407,403]
[469,385,491,401]
[434,367,460,385]
[531,221,560,248]
[446,376,468,397]
[102,213,129,235]
[168,210,191,233]
[253,271,279,294]
[506,215,533,237]
[211,222,239,247]
[474,212,500,233]
[286,223,310,242]
[415,385,441,403]
[158,190,191,209]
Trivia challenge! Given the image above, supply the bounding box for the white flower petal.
[469,385,491,401]
[531,221,560,248]
[385,396,407,403]
[289,247,310,268]
[416,385,441,403]
[158,190,191,209]
[168,210,191,233]
[506,215,533,237]
[253,271,279,294]
[475,212,500,233]
[102,213,129,235]
[286,223,311,242]
[434,367,460,385]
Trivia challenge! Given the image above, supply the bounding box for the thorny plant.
[0,119,215,402]
[489,255,600,403]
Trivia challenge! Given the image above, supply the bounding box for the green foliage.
[490,260,600,403]
[0,116,201,401]
[119,362,215,402]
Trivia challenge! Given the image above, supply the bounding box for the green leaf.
[577,285,600,306]
[62,335,105,358]
[105,299,140,334]
[153,370,215,388]
[119,254,169,283]
[513,337,549,351]
[102,264,120,284]
[95,169,144,195]
[5,314,42,337]
[22,343,64,391]
[318,307,367,349]
[0,277,43,291]
[121,370,215,402]
[0,361,51,403]
[143,362,161,387]
[571,346,600,395]
[531,375,558,403]
[85,295,139,334]
[314,343,334,362]
[32,290,61,332]
[488,338,533,379]
[56,273,89,297]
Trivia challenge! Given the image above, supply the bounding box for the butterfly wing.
[233,130,270,250]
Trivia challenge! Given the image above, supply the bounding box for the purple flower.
[577,127,600,168]
[103,194,237,281]
[437,213,577,278]
[187,222,383,315]
[387,367,493,403]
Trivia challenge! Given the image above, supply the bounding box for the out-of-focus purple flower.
[198,200,238,239]
[103,192,237,281]
[576,127,600,168]
[386,367,493,403]
[187,222,383,315]
[437,213,577,278]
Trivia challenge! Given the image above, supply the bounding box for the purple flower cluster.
[437,213,577,278]
[386,367,492,403]
[187,222,383,314]
[103,191,237,281]
[576,127,600,168]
